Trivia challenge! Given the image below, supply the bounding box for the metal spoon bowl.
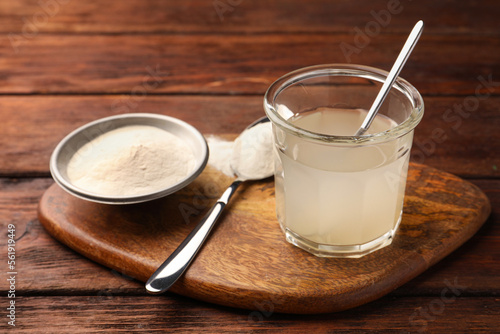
[146,116,272,294]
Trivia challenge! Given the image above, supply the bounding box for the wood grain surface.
[1,96,498,178]
[38,163,490,314]
[1,177,497,296]
[0,295,497,333]
[1,34,498,96]
[1,0,499,34]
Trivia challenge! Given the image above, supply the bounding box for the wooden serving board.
[38,162,490,314]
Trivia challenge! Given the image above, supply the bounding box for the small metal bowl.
[50,113,208,204]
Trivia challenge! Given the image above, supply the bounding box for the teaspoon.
[146,116,272,294]
[355,20,424,136]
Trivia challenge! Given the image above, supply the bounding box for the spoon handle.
[145,180,243,294]
[356,20,424,136]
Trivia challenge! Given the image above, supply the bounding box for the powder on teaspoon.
[67,125,196,197]
[231,122,274,179]
[207,122,274,179]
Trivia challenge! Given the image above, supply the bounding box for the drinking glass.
[264,64,424,257]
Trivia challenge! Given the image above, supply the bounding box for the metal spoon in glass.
[355,20,424,136]
[146,116,272,294]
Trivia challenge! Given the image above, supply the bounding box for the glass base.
[284,229,394,258]
[283,213,402,258]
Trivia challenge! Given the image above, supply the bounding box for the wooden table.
[1,0,498,332]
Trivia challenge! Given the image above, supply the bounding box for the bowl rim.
[50,113,209,204]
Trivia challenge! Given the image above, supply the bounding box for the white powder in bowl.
[67,125,196,197]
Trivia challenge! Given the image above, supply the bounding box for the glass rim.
[263,64,424,144]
